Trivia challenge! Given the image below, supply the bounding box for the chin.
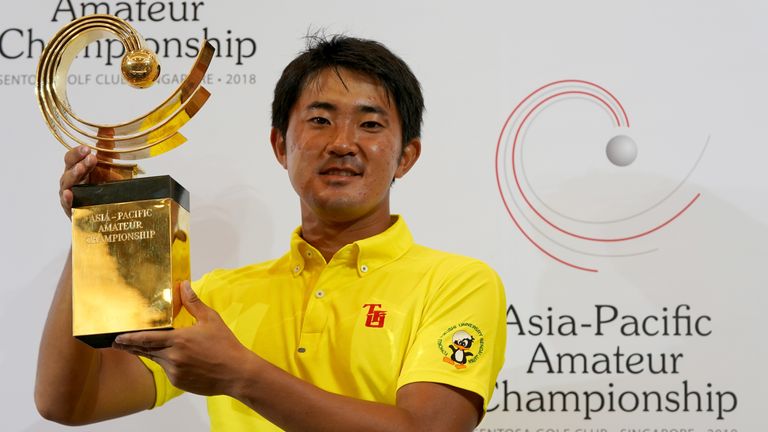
[312,200,376,222]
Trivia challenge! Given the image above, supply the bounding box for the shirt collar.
[289,215,413,277]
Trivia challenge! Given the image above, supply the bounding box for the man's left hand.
[113,281,252,397]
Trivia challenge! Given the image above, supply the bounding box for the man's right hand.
[60,145,97,218]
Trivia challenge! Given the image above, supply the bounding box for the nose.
[326,121,358,156]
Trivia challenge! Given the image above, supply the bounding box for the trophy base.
[76,328,173,349]
[71,176,190,348]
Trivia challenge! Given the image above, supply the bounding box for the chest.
[212,270,429,400]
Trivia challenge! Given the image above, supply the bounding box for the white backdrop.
[2,1,767,430]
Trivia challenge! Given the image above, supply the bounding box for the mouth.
[322,169,358,176]
[319,166,362,178]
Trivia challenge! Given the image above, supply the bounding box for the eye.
[361,120,383,129]
[310,117,330,125]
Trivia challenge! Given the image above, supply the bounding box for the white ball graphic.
[606,134,637,167]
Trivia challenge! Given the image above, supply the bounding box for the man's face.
[271,67,420,223]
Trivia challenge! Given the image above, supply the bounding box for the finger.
[59,154,97,219]
[180,281,214,322]
[112,342,164,355]
[60,153,97,191]
[112,343,170,365]
[64,145,91,170]
[114,330,174,349]
[60,189,74,218]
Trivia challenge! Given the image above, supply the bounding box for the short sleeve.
[396,259,506,411]
[139,274,209,408]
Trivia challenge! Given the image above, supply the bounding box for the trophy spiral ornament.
[36,14,214,178]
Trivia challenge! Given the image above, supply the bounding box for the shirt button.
[306,251,312,257]
[360,264,369,273]
[315,290,325,299]
[294,265,301,273]
[297,347,306,353]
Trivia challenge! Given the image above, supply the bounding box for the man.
[36,35,506,431]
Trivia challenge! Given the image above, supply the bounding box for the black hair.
[271,34,424,146]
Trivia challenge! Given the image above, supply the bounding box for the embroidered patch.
[437,322,485,369]
[362,304,387,328]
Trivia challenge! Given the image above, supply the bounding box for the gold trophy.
[36,15,214,348]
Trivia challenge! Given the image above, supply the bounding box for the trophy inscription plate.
[71,176,190,348]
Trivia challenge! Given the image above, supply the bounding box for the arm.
[35,146,156,425]
[237,363,481,432]
[115,282,482,432]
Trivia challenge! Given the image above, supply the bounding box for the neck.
[300,205,393,262]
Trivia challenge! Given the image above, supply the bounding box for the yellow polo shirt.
[142,216,506,431]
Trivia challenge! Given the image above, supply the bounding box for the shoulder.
[405,243,501,282]
[399,243,505,303]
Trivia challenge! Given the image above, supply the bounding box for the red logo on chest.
[363,304,387,328]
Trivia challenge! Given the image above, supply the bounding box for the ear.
[394,138,421,179]
[270,128,288,169]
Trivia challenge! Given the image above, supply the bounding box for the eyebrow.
[306,101,336,111]
[305,101,388,116]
